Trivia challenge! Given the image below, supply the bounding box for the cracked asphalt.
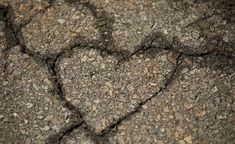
[0,0,234,144]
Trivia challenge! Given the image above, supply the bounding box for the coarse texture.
[167,0,235,55]
[87,1,203,53]
[0,47,72,143]
[0,0,50,25]
[22,1,99,54]
[0,0,234,143]
[89,0,235,55]
[0,21,6,72]
[60,124,95,144]
[89,0,181,53]
[107,61,235,144]
[59,47,177,133]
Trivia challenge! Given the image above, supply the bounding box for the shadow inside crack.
[1,1,235,143]
[0,5,8,21]
[168,0,235,23]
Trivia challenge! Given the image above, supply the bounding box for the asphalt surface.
[0,0,234,144]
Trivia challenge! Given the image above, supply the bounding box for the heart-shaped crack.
[59,47,178,133]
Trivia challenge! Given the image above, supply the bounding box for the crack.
[81,123,108,144]
[184,13,215,28]
[0,3,89,143]
[46,30,235,141]
[42,38,105,143]
[115,32,235,77]
[1,1,235,144]
[46,121,84,144]
[66,0,115,51]
[1,6,18,74]
[1,1,54,74]
[15,0,55,32]
[47,57,81,114]
[130,32,235,70]
[95,53,183,138]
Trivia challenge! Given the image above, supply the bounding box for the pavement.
[0,0,234,144]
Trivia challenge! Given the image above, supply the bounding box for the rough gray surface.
[0,0,234,143]
[0,47,72,143]
[0,21,6,72]
[22,1,99,54]
[59,47,176,133]
[60,124,95,144]
[90,0,179,53]
[108,61,235,144]
[0,0,50,25]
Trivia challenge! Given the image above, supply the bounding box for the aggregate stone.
[0,47,72,143]
[60,125,95,144]
[59,47,176,133]
[89,0,181,53]
[107,61,235,144]
[22,1,99,54]
[0,0,50,25]
[89,0,235,55]
[168,0,235,55]
[0,22,6,72]
[1,0,235,143]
